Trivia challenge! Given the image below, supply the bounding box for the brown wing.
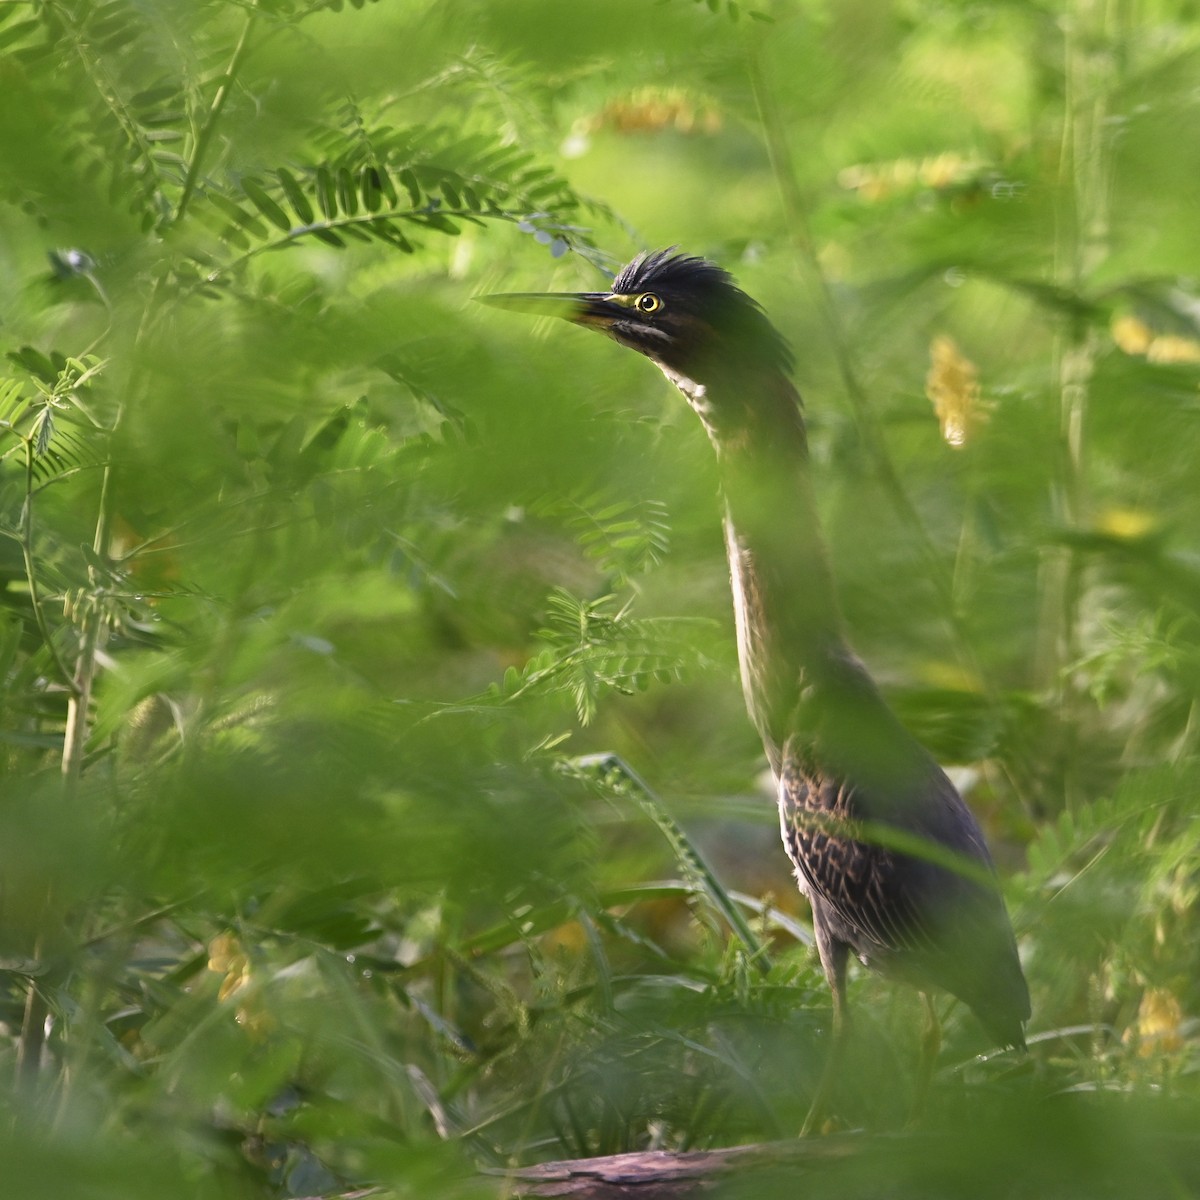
[779,756,939,958]
[778,739,1030,1046]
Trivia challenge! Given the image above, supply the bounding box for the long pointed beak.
[477,291,628,331]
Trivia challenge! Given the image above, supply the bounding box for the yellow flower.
[1110,315,1154,355]
[1129,988,1184,1058]
[1095,507,1157,541]
[208,932,250,1002]
[1147,335,1200,364]
[1111,315,1200,362]
[926,335,988,447]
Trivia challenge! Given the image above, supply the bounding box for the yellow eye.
[636,293,662,314]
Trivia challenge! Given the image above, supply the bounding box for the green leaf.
[207,191,268,238]
[360,166,382,212]
[336,166,358,216]
[241,177,292,232]
[276,168,314,223]
[316,165,337,218]
[399,167,421,207]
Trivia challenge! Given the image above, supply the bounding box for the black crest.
[613,249,739,298]
[612,249,794,374]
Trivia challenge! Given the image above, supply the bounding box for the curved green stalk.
[174,2,258,225]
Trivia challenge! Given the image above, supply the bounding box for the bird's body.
[484,251,1030,1069]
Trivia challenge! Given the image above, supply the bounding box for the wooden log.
[487,1138,859,1198]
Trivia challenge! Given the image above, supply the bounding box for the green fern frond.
[535,493,672,584]
[678,0,773,21]
[0,355,110,481]
[0,380,31,444]
[191,122,594,276]
[505,589,714,725]
[39,0,186,225]
[0,8,43,57]
[256,0,384,17]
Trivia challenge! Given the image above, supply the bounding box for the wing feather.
[777,736,1030,1047]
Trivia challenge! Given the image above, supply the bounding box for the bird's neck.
[660,362,850,763]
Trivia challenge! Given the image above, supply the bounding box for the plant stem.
[1039,0,1116,812]
[574,753,771,972]
[61,407,121,783]
[175,2,258,225]
[21,437,76,694]
[15,951,47,1090]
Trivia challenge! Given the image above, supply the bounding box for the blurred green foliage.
[1,0,1199,1196]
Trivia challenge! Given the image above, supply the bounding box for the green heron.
[483,250,1030,1119]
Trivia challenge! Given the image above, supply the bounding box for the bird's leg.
[908,991,941,1128]
[801,925,849,1137]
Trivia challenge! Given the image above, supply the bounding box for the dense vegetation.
[1,0,1199,1196]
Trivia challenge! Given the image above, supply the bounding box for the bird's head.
[481,249,793,389]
